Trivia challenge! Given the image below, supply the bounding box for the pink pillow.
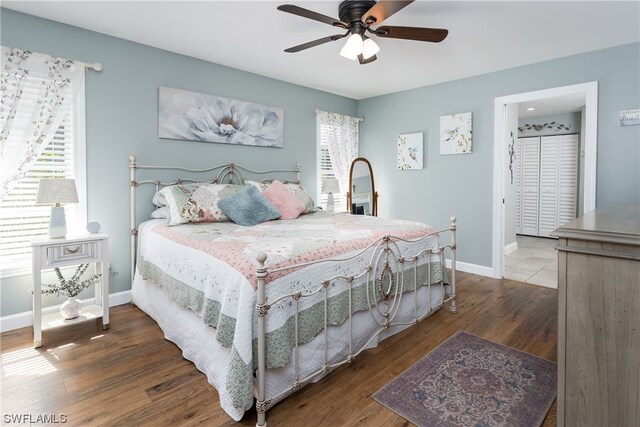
[263,180,305,220]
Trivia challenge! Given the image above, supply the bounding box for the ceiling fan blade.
[361,0,414,25]
[357,54,377,65]
[375,26,448,43]
[284,33,349,53]
[278,4,347,28]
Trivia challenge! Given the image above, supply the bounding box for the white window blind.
[0,79,84,277]
[318,126,347,211]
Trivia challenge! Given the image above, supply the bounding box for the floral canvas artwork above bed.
[397,132,424,170]
[440,112,473,154]
[158,86,284,148]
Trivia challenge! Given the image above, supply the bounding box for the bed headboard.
[128,154,301,281]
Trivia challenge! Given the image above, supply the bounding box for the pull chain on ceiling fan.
[277,0,448,64]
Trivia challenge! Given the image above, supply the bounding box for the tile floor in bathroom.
[504,235,558,289]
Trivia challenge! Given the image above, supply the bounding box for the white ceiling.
[518,93,586,119]
[3,1,639,100]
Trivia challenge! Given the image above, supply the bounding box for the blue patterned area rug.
[372,331,556,427]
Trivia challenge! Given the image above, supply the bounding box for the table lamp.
[36,178,78,238]
[321,178,340,212]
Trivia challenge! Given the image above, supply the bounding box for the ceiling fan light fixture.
[362,38,380,60]
[340,33,364,60]
[279,2,449,62]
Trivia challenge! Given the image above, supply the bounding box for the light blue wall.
[1,8,639,317]
[0,9,357,317]
[358,43,640,267]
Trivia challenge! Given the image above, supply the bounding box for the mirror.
[347,157,378,216]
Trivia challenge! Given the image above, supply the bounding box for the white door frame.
[492,81,598,279]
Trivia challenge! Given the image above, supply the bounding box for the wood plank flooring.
[0,272,557,426]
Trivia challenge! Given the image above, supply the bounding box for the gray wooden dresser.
[553,205,640,427]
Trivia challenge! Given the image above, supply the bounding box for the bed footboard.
[254,216,457,427]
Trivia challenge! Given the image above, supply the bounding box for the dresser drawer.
[46,241,100,265]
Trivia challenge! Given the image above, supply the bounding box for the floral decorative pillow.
[286,182,317,214]
[246,180,316,214]
[153,182,208,207]
[159,183,247,225]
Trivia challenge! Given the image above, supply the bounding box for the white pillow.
[152,191,166,207]
[151,206,169,219]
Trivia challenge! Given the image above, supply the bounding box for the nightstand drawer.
[46,241,100,265]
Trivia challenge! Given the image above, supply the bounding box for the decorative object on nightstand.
[321,178,340,212]
[31,233,110,348]
[42,264,101,320]
[36,178,79,238]
[86,221,101,234]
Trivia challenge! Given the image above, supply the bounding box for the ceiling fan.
[277,0,448,64]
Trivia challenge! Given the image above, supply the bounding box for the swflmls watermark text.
[3,413,67,425]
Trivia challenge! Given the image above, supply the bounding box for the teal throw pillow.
[218,185,281,226]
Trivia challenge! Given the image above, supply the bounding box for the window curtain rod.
[315,109,364,123]
[84,62,103,71]
[1,45,102,71]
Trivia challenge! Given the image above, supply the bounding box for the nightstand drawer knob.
[65,246,81,254]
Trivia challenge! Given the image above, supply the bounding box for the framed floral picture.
[158,86,284,148]
[440,112,472,154]
[397,132,423,170]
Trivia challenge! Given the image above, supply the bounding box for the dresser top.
[552,205,640,245]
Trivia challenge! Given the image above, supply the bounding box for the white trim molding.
[0,290,131,333]
[492,81,598,279]
[505,241,518,255]
[446,259,493,278]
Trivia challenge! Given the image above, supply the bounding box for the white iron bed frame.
[128,155,457,426]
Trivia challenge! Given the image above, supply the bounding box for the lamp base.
[49,206,67,238]
[327,192,335,213]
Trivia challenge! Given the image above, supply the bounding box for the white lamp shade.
[321,178,341,194]
[36,179,79,205]
[362,38,380,60]
[340,34,364,60]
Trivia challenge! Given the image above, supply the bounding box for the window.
[316,112,360,212]
[317,137,347,211]
[0,73,86,278]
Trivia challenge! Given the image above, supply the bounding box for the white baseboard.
[504,241,518,255]
[0,290,131,333]
[446,259,493,277]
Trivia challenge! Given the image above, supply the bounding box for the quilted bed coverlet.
[137,211,446,412]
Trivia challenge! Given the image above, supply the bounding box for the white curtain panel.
[318,111,360,194]
[0,46,84,200]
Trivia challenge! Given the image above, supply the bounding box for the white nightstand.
[31,233,110,348]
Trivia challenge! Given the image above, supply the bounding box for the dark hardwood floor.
[0,272,557,426]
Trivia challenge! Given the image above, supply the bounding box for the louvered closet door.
[515,139,522,234]
[537,134,579,237]
[520,137,540,236]
[557,134,579,226]
[538,136,560,237]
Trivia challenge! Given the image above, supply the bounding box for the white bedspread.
[134,212,446,419]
